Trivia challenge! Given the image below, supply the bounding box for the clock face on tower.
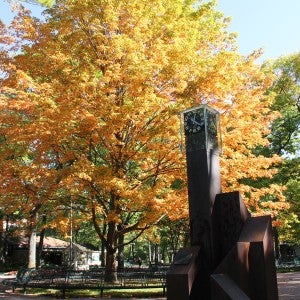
[184,109,205,135]
[181,105,221,153]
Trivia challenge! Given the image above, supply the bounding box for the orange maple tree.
[0,0,286,279]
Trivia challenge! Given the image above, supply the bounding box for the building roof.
[14,236,69,249]
[64,242,94,252]
[37,236,69,249]
[11,235,94,251]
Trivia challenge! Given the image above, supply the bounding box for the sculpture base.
[167,246,200,300]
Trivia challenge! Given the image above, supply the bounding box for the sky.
[0,0,44,23]
[0,0,300,62]
[217,0,300,61]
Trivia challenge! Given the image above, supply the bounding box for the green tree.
[158,217,189,263]
[265,53,300,245]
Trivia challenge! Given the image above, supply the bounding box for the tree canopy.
[264,53,300,244]
[0,0,287,278]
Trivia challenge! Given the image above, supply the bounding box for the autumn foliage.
[0,0,286,278]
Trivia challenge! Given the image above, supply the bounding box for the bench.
[2,267,34,292]
[3,267,167,298]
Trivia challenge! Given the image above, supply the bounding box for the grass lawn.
[20,287,165,298]
[277,265,300,273]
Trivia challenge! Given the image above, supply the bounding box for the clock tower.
[181,105,221,260]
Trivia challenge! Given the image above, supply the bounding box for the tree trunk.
[37,227,45,268]
[148,242,152,265]
[2,218,10,266]
[100,222,107,267]
[154,244,159,265]
[0,218,4,267]
[273,226,280,260]
[28,229,36,269]
[105,248,117,282]
[117,233,125,269]
[28,210,38,269]
[101,242,106,267]
[104,221,118,283]
[161,245,166,264]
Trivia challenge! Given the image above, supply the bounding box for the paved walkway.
[0,272,298,299]
[277,272,300,299]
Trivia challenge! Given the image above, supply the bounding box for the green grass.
[17,287,165,298]
[277,265,300,273]
[101,288,165,298]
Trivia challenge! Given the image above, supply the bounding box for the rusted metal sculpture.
[167,105,278,300]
